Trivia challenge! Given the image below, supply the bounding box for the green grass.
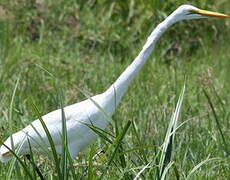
[0,0,230,179]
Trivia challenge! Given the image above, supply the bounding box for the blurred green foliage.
[0,0,229,55]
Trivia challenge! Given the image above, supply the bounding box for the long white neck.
[103,14,176,114]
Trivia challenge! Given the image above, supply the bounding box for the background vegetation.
[0,0,229,179]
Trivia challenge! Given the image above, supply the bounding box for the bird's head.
[171,4,229,22]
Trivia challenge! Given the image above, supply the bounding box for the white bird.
[0,5,228,163]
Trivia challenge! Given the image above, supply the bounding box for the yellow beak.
[194,9,229,18]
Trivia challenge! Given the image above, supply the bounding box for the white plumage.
[0,5,228,163]
[0,92,115,163]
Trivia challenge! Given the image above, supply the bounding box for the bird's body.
[0,5,228,163]
[0,92,115,162]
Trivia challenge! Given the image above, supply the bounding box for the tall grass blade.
[160,161,174,180]
[87,145,95,180]
[203,89,229,155]
[30,101,62,179]
[9,76,20,128]
[6,135,28,180]
[185,157,217,180]
[131,121,148,163]
[7,76,21,180]
[211,86,226,114]
[107,120,131,166]
[26,138,44,180]
[133,162,151,180]
[100,120,131,179]
[66,149,78,179]
[1,141,34,180]
[114,115,130,179]
[159,84,185,178]
[83,123,114,144]
[58,90,68,180]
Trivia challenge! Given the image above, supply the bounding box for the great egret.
[0,5,228,163]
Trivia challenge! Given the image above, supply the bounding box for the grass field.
[0,1,229,179]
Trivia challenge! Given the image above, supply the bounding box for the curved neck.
[103,15,176,114]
